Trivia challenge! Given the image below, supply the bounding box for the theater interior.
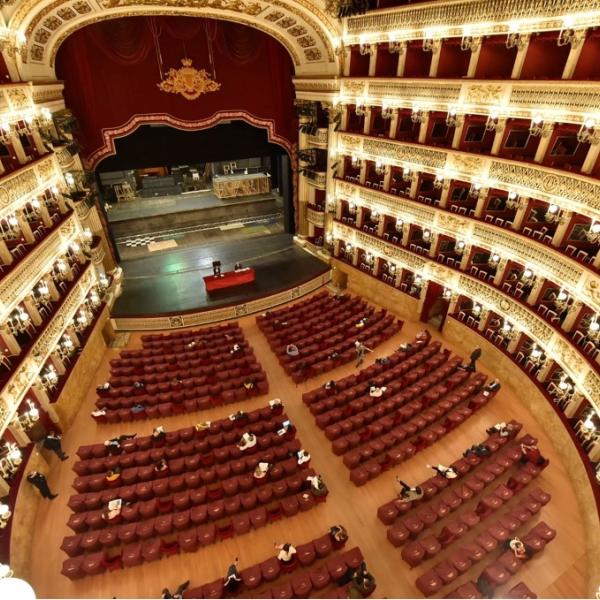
[0,0,598,598]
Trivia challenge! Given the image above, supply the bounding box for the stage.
[111,233,330,319]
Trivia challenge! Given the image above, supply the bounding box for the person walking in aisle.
[27,471,57,499]
[43,431,68,461]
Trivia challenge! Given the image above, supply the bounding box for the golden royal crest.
[158,58,221,101]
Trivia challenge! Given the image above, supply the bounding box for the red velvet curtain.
[56,16,296,162]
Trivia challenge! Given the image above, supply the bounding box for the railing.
[303,170,327,189]
[307,205,326,227]
[307,128,329,147]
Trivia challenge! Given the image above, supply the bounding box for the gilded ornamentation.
[435,211,469,235]
[278,17,296,28]
[158,58,221,101]
[304,48,322,61]
[265,11,284,21]
[464,84,504,104]
[447,154,485,176]
[42,16,62,31]
[288,26,307,37]
[57,7,77,20]
[73,1,93,13]
[297,35,316,48]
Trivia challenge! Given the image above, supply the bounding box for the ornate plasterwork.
[335,179,600,314]
[306,206,325,227]
[344,0,600,43]
[333,220,599,410]
[337,134,600,221]
[12,0,338,76]
[0,264,97,434]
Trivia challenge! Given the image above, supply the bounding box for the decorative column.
[581,140,600,175]
[535,358,554,383]
[477,308,489,332]
[368,46,378,76]
[382,165,392,193]
[396,42,408,76]
[416,280,429,314]
[341,105,349,132]
[22,298,42,327]
[372,256,381,277]
[533,123,555,163]
[511,199,529,231]
[551,211,573,246]
[400,222,410,246]
[451,116,465,149]
[0,239,13,265]
[428,41,442,77]
[7,421,32,447]
[362,107,372,136]
[389,109,400,139]
[473,188,489,218]
[490,119,507,155]
[561,30,587,79]
[418,112,430,144]
[438,184,451,209]
[358,160,367,185]
[564,392,586,418]
[510,34,531,79]
[428,232,439,258]
[32,383,60,424]
[525,276,545,306]
[16,211,34,243]
[466,38,482,78]
[409,175,419,199]
[492,258,509,286]
[352,247,359,266]
[342,47,351,77]
[459,245,471,270]
[1,325,21,355]
[9,131,28,164]
[507,333,521,354]
[560,300,582,333]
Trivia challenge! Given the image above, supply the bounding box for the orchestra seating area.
[302,338,494,486]
[257,291,403,382]
[184,531,366,599]
[94,322,268,423]
[60,402,327,580]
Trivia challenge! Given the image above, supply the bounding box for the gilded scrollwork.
[464,84,504,105]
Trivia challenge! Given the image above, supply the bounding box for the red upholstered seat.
[387,522,410,547]
[416,569,444,597]
[434,560,459,584]
[446,582,483,598]
[480,563,511,589]
[297,541,317,566]
[498,550,523,575]
[402,541,425,567]
[508,582,538,598]
[61,556,85,580]
[241,565,262,589]
[291,572,312,597]
[202,578,224,599]
[309,566,331,590]
[449,550,472,573]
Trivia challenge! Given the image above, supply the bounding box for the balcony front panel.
[345,0,600,43]
[31,82,65,108]
[0,263,96,433]
[306,206,325,227]
[332,220,600,410]
[0,154,63,221]
[0,211,80,316]
[337,133,600,220]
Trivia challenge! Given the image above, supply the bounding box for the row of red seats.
[264,298,370,345]
[139,322,240,347]
[81,403,283,459]
[386,440,533,549]
[75,412,290,476]
[98,357,261,396]
[110,336,247,374]
[61,483,324,580]
[64,465,317,550]
[401,464,545,566]
[348,373,490,486]
[301,339,439,407]
[104,346,256,388]
[185,539,363,599]
[377,424,524,526]
[419,515,555,597]
[322,354,460,439]
[312,345,446,420]
[256,290,330,328]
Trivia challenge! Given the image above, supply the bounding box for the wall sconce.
[468,182,482,198]
[433,174,445,190]
[554,289,569,311]
[395,219,404,232]
[88,290,101,309]
[60,334,74,353]
[422,229,431,241]
[485,110,500,132]
[388,264,396,275]
[422,34,439,53]
[402,167,414,182]
[500,320,516,340]
[577,118,600,143]
[0,121,11,144]
[455,240,466,255]
[37,280,50,299]
[488,252,501,267]
[554,377,574,403]
[42,365,58,390]
[472,303,482,316]
[506,191,521,210]
[65,172,75,188]
[0,563,13,578]
[7,213,19,232]
[589,319,600,342]
[76,311,88,328]
[529,114,545,137]
[374,160,385,175]
[585,221,600,243]
[388,33,404,54]
[460,34,480,52]
[0,502,11,529]
[381,104,393,120]
[544,203,563,223]
[411,108,426,124]
[15,399,39,430]
[529,345,545,366]
[446,108,460,128]
[348,202,357,215]
[0,443,23,479]
[411,274,424,295]
[521,267,534,280]
[98,273,109,290]
[442,288,453,299]
[351,154,359,168]
[325,232,333,247]
[359,37,375,55]
[371,210,380,223]
[355,98,367,116]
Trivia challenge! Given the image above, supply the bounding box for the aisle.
[26,295,587,598]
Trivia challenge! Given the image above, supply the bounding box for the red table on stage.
[203,267,256,292]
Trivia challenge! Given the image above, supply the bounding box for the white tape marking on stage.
[148,239,178,252]
[219,223,245,231]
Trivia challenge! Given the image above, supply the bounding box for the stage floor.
[107,189,280,223]
[111,233,330,317]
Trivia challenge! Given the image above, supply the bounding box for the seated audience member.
[350,562,376,597]
[396,478,424,502]
[96,381,111,395]
[398,342,413,353]
[133,380,145,390]
[483,379,501,393]
[277,420,295,437]
[104,434,136,455]
[275,542,297,565]
[520,442,547,467]
[237,432,257,451]
[243,378,256,391]
[171,376,183,386]
[286,343,300,357]
[369,383,387,398]
[230,343,243,355]
[27,471,57,500]
[229,410,247,422]
[296,449,311,465]
[223,558,242,592]
[269,398,283,411]
[105,467,122,484]
[195,420,211,432]
[102,499,123,522]
[327,350,341,361]
[253,462,271,480]
[161,580,190,599]
[486,421,516,438]
[415,330,432,347]
[154,458,169,474]
[234,262,243,271]
[355,317,368,329]
[152,426,166,443]
[186,338,203,349]
[463,443,491,458]
[91,408,107,419]
[427,463,458,479]
[306,474,328,497]
[506,537,528,560]
[375,356,390,365]
[272,319,288,331]
[131,403,145,414]
[324,380,337,391]
[329,524,348,548]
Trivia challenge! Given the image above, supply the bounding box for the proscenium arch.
[9,0,340,81]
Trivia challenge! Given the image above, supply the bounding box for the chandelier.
[402,167,414,182]
[506,191,521,210]
[488,252,501,268]
[577,118,599,143]
[544,204,562,223]
[355,99,367,116]
[374,160,385,175]
[411,108,426,124]
[388,34,404,54]
[446,108,460,128]
[585,221,600,243]
[485,110,500,132]
[381,104,393,120]
[529,114,545,137]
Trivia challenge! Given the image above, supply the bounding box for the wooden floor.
[27,292,588,599]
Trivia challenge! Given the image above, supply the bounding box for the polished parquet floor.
[28,293,588,599]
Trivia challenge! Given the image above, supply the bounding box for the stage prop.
[203,267,256,292]
[212,172,270,198]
